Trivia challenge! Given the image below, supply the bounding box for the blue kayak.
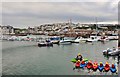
[80,61,88,68]
[80,63,87,68]
[98,65,104,72]
[110,64,117,73]
[110,67,116,73]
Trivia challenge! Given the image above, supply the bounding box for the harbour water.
[2,40,118,75]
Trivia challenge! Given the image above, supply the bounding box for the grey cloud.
[2,2,118,28]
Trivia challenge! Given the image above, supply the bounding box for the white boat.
[59,37,72,45]
[99,36,109,42]
[103,48,120,56]
[86,36,100,42]
[59,40,72,45]
[74,37,88,43]
[49,36,60,44]
[8,36,18,41]
[108,49,120,56]
[38,40,53,47]
[108,35,118,40]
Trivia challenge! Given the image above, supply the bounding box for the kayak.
[80,61,87,68]
[75,62,80,68]
[92,62,98,71]
[98,65,104,72]
[71,58,77,63]
[71,58,88,63]
[83,58,89,62]
[75,63,80,67]
[87,62,93,69]
[104,65,110,72]
[110,67,117,73]
[110,64,117,73]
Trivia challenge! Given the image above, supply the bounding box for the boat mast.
[69,19,72,37]
[95,17,98,37]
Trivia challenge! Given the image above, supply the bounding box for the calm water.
[2,40,118,75]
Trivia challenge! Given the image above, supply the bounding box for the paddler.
[75,53,83,61]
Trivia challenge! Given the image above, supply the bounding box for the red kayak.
[104,63,110,72]
[87,61,93,69]
[75,61,80,68]
[92,62,98,71]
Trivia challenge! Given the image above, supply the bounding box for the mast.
[69,19,72,37]
[95,17,98,37]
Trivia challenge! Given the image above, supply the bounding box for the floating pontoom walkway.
[71,58,118,74]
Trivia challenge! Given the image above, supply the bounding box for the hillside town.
[0,22,119,37]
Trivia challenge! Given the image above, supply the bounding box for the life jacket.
[93,62,98,71]
[87,62,93,69]
[104,64,110,71]
[81,61,85,64]
[112,64,115,68]
[75,61,80,67]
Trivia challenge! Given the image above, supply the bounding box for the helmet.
[106,62,109,64]
[100,62,102,64]
[112,64,115,68]
[88,60,92,63]
[81,60,85,64]
[78,53,81,56]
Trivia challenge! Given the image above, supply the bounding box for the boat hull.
[38,43,53,47]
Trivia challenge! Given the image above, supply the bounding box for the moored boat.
[38,40,53,47]
[59,37,73,45]
[86,36,99,42]
[50,36,60,44]
[73,37,88,43]
[103,47,120,56]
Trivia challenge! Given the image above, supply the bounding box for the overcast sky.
[1,0,119,28]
